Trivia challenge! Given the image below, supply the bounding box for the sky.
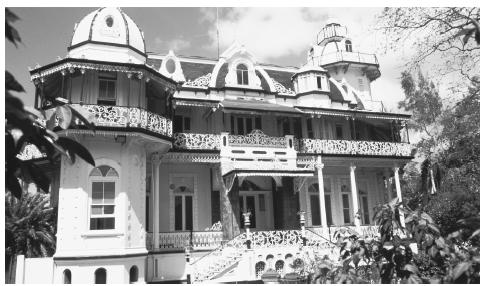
[6,7,412,111]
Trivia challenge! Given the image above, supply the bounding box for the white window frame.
[87,164,120,233]
[169,173,198,231]
[97,74,117,105]
[306,178,333,227]
[339,177,353,225]
[236,64,249,85]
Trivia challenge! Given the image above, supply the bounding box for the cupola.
[68,7,146,64]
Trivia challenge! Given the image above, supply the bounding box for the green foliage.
[5,191,56,258]
[5,8,96,199]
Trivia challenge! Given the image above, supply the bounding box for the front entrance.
[238,178,274,231]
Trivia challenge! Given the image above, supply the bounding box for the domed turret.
[68,7,146,64]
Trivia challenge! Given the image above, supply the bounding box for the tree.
[5,191,57,283]
[377,7,480,86]
[6,8,96,199]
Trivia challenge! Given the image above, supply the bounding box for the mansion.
[15,7,412,284]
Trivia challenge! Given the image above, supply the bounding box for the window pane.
[255,117,262,130]
[91,205,103,215]
[343,209,351,224]
[103,182,115,203]
[174,115,183,133]
[246,196,256,228]
[258,194,266,211]
[184,117,191,131]
[237,70,243,85]
[317,77,322,89]
[342,194,350,208]
[336,125,343,139]
[246,119,253,134]
[362,197,370,224]
[104,205,115,215]
[325,194,333,226]
[92,182,103,203]
[90,218,115,230]
[174,196,182,231]
[242,71,249,85]
[237,118,244,135]
[185,196,193,231]
[107,81,116,99]
[211,190,220,224]
[99,81,107,98]
[310,195,321,226]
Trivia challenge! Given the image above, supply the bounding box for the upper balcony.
[313,51,379,67]
[172,131,412,158]
[53,103,172,140]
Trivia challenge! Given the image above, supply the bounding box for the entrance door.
[239,191,273,230]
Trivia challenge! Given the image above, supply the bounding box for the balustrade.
[147,231,223,251]
[70,104,172,137]
[173,133,221,150]
[172,132,411,157]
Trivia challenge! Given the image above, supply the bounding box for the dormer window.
[236,64,249,85]
[345,40,352,52]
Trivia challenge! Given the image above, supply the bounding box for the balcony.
[172,132,412,158]
[313,51,379,66]
[146,231,223,251]
[66,104,172,138]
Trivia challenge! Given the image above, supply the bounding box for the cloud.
[154,36,191,52]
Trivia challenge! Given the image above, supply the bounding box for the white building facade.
[16,8,412,284]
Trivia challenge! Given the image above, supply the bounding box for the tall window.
[98,73,117,105]
[308,180,333,226]
[306,118,314,139]
[174,186,193,231]
[359,188,370,225]
[94,268,107,284]
[89,165,118,230]
[236,64,249,85]
[63,269,72,284]
[345,40,352,52]
[340,179,352,224]
[316,76,322,89]
[173,115,191,133]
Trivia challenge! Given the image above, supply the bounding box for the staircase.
[191,233,248,283]
[190,229,338,283]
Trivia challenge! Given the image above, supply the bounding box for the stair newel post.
[298,211,307,246]
[185,244,193,284]
[243,212,252,250]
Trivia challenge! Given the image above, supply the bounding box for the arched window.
[345,40,352,52]
[63,269,72,284]
[255,261,266,278]
[129,266,138,284]
[236,64,249,85]
[94,268,107,284]
[89,165,118,230]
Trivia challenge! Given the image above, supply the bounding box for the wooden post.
[316,156,328,231]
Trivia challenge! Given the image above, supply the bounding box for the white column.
[316,156,328,230]
[151,153,161,249]
[393,166,405,228]
[349,164,361,230]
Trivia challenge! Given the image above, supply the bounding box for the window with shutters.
[89,165,118,230]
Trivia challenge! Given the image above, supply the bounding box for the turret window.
[236,64,249,85]
[345,40,352,52]
[98,73,117,106]
[89,165,118,230]
[316,76,322,89]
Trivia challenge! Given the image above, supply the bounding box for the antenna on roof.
[216,7,220,59]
